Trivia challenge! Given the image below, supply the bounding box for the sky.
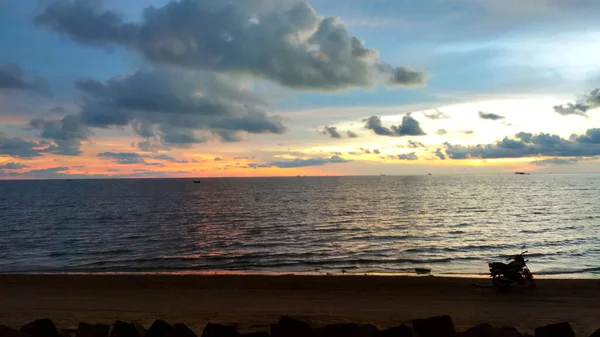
[1,0,599,179]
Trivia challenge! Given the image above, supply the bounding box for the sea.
[0,175,599,278]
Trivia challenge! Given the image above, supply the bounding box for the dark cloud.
[347,130,359,138]
[34,0,136,46]
[256,155,350,168]
[214,157,223,161]
[0,63,50,93]
[132,121,155,138]
[98,151,190,165]
[424,110,451,120]
[29,114,91,156]
[436,129,448,136]
[364,114,426,137]
[137,140,170,152]
[75,67,285,145]
[388,66,427,87]
[210,111,286,135]
[397,152,418,160]
[445,128,600,159]
[144,162,166,167]
[50,106,68,114]
[22,167,69,179]
[0,162,28,170]
[359,148,381,155]
[215,130,244,143]
[151,154,189,164]
[320,126,342,139]
[364,116,391,136]
[36,0,425,90]
[573,128,600,144]
[320,126,359,139]
[478,111,505,120]
[435,148,446,160]
[408,140,425,148]
[157,125,207,145]
[0,137,45,158]
[553,88,600,117]
[533,157,578,166]
[98,152,145,164]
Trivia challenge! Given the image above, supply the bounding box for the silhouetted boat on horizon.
[193,180,201,183]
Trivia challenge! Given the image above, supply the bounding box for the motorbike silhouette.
[488,251,535,290]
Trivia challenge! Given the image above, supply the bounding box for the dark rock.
[590,329,600,337]
[239,333,269,337]
[487,327,521,337]
[270,317,311,337]
[133,324,146,337]
[458,324,521,337]
[412,315,456,337]
[19,319,60,337]
[172,324,197,337]
[1,325,30,337]
[534,323,575,337]
[110,321,140,337]
[458,324,493,337]
[200,324,237,337]
[59,331,72,337]
[146,321,172,337]
[312,323,379,337]
[378,325,413,337]
[76,323,110,337]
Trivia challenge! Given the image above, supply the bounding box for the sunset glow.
[1,1,599,179]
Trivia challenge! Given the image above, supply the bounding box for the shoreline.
[1,274,599,335]
[0,270,598,280]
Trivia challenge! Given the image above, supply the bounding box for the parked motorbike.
[488,251,535,290]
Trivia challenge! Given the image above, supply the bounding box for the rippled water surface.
[0,175,599,277]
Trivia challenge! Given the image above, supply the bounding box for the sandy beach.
[0,274,598,336]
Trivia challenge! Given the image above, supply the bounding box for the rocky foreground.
[1,316,599,337]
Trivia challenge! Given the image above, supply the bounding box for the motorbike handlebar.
[506,251,529,260]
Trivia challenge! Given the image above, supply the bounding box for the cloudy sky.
[1,0,599,179]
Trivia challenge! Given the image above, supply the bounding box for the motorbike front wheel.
[524,270,536,288]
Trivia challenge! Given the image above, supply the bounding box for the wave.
[536,267,600,275]
[48,248,132,258]
[448,230,466,235]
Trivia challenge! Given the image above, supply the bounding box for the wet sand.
[0,274,598,335]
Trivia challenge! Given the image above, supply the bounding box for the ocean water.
[0,175,599,277]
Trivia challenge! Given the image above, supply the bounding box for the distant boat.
[380,174,386,176]
[193,180,201,184]
[428,173,432,176]
[514,172,530,175]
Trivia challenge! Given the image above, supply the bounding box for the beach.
[0,274,599,336]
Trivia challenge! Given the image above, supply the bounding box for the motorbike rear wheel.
[492,277,510,292]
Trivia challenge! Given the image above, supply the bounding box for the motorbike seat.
[489,262,508,268]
